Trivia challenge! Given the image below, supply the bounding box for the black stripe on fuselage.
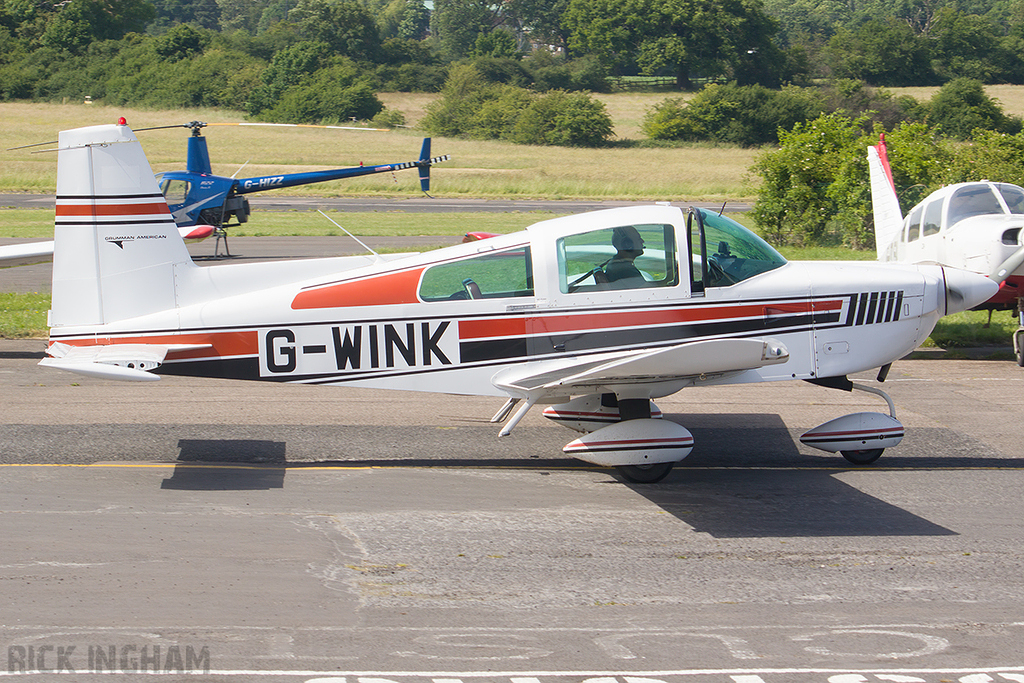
[460,311,838,363]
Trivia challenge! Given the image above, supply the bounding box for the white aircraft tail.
[50,123,192,329]
[867,133,904,262]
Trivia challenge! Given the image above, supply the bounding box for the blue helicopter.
[149,120,449,255]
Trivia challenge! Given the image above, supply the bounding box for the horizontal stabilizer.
[40,342,211,382]
[0,223,215,268]
[0,240,54,266]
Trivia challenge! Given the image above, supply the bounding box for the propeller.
[991,243,1024,284]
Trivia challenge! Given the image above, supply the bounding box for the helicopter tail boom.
[232,138,449,196]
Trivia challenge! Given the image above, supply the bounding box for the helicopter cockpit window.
[997,184,1024,214]
[696,209,786,288]
[947,185,1003,228]
[905,205,923,242]
[159,178,190,206]
[558,224,678,293]
[419,246,533,301]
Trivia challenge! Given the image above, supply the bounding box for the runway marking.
[6,666,1024,678]
[4,463,1024,472]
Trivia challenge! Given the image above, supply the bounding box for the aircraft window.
[922,198,943,236]
[160,178,190,206]
[997,184,1024,214]
[558,224,678,293]
[419,246,533,301]
[947,185,1003,228]
[695,209,786,287]
[905,205,922,242]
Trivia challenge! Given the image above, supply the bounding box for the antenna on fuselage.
[317,210,381,262]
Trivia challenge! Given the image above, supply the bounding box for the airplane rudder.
[51,123,191,328]
[866,143,904,261]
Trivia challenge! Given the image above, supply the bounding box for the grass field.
[0,208,563,238]
[0,98,757,201]
[4,86,1023,201]
[3,91,1022,347]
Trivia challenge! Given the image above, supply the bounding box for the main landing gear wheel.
[840,448,884,465]
[616,462,674,483]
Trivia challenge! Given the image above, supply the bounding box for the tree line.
[6,0,1024,244]
[6,0,1024,114]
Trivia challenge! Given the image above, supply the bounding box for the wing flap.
[493,338,789,397]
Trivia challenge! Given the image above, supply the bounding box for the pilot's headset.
[612,226,643,253]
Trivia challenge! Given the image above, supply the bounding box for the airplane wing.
[490,337,789,435]
[40,341,211,382]
[0,226,213,267]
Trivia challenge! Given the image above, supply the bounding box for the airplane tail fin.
[50,122,193,329]
[867,133,904,261]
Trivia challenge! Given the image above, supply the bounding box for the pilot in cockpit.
[604,226,647,285]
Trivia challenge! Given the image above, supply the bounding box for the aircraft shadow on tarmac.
[153,408,989,538]
[627,469,957,538]
[161,439,287,490]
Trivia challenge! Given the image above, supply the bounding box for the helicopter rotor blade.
[133,121,207,133]
[7,139,58,151]
[208,122,390,132]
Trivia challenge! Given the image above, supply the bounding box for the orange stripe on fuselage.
[56,202,171,216]
[459,299,843,340]
[51,331,258,360]
[291,268,425,309]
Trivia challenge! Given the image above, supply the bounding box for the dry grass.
[10,86,1024,201]
[887,84,1024,116]
[0,99,758,200]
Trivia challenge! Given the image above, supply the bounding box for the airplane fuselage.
[47,206,950,397]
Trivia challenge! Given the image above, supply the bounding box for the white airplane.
[31,121,997,482]
[868,134,1024,365]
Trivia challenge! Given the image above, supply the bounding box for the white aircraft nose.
[942,267,1000,315]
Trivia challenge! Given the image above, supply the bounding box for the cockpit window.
[923,198,943,236]
[947,185,1004,228]
[905,205,922,242]
[997,184,1024,214]
[419,246,533,301]
[160,178,190,206]
[696,210,786,287]
[558,224,678,293]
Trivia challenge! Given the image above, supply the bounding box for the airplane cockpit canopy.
[904,182,1024,241]
[947,183,1024,228]
[694,209,787,288]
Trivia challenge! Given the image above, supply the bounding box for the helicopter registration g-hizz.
[37,122,997,482]
[153,120,449,256]
[868,134,1024,365]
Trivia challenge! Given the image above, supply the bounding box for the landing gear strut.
[1014,297,1024,368]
